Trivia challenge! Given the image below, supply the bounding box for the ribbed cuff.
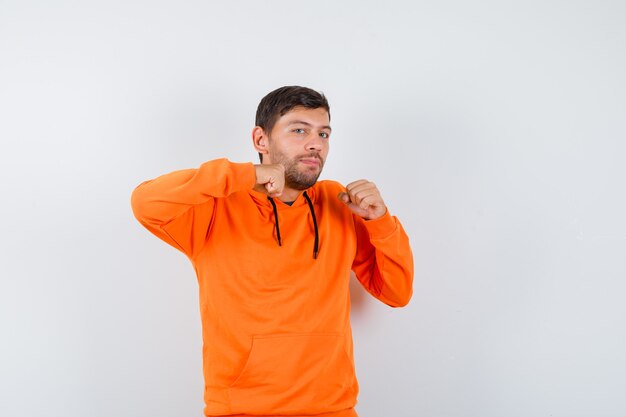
[362,210,397,240]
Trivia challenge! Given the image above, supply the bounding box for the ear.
[252,126,270,159]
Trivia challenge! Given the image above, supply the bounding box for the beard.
[269,146,325,190]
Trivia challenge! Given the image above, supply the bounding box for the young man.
[131,86,413,417]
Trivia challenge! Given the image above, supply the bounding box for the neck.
[278,186,302,203]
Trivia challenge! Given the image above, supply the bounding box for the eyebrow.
[288,120,332,132]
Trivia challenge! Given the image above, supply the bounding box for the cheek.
[322,142,330,156]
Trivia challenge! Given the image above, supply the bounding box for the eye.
[293,128,306,134]
[320,132,329,139]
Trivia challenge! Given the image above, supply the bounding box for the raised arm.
[339,179,414,307]
[351,212,414,307]
[130,158,255,257]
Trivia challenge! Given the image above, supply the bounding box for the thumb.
[266,179,282,197]
[337,192,350,204]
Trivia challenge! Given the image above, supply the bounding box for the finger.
[345,179,370,190]
[345,201,368,217]
[343,184,370,202]
[337,192,350,204]
[350,190,381,209]
[265,181,282,197]
[358,195,373,210]
[360,194,384,211]
[347,181,377,197]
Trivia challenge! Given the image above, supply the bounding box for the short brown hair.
[256,86,330,162]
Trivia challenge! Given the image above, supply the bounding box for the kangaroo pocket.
[228,333,357,414]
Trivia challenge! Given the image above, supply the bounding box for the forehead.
[277,106,330,126]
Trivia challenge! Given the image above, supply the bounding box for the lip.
[299,158,321,166]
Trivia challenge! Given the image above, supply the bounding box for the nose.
[305,133,323,152]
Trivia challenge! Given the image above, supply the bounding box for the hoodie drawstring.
[267,196,282,246]
[303,191,319,259]
[267,192,319,259]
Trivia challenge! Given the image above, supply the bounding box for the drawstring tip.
[313,250,318,259]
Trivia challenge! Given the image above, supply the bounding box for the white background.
[1,1,625,416]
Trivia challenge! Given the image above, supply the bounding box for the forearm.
[353,212,414,307]
[130,158,255,255]
[131,158,255,227]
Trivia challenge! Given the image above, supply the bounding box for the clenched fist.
[254,164,285,198]
[338,180,387,220]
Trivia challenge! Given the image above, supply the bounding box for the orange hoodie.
[131,158,413,417]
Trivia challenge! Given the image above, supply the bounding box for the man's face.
[266,106,331,190]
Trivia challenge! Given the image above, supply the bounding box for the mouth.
[299,157,322,167]
[300,156,322,167]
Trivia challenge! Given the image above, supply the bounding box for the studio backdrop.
[1,1,625,416]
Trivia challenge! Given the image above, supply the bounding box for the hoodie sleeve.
[351,211,414,307]
[131,158,256,258]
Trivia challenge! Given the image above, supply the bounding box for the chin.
[288,176,320,190]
